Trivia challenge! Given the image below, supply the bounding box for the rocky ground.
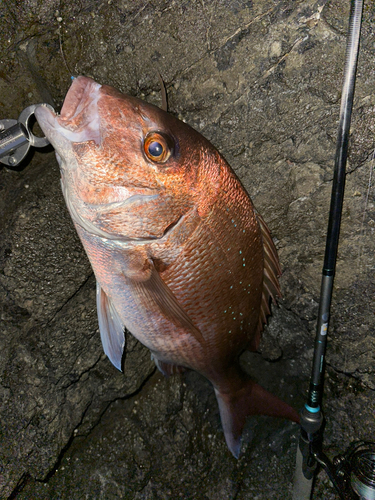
[0,1,374,499]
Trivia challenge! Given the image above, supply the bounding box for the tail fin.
[214,375,299,458]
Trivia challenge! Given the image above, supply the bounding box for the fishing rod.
[292,1,375,499]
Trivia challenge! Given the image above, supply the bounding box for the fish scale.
[35,76,299,458]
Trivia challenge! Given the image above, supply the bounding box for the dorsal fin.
[157,72,168,111]
[253,212,282,348]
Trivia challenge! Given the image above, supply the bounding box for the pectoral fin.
[96,281,126,371]
[126,261,205,345]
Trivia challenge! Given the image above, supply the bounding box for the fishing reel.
[314,441,375,500]
[0,103,54,169]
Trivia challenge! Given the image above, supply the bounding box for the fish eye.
[148,141,163,157]
[144,132,173,163]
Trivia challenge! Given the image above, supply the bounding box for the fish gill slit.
[162,214,184,237]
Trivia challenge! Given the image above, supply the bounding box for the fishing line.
[357,148,375,277]
[56,10,73,77]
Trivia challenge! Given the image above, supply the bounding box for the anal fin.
[152,354,187,378]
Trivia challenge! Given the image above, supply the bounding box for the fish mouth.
[60,76,101,122]
[35,76,103,147]
[64,182,185,244]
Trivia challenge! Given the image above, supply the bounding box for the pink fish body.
[35,76,298,458]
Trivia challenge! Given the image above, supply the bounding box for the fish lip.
[85,192,161,212]
[35,76,103,147]
[67,190,187,245]
[59,76,102,122]
[34,103,58,130]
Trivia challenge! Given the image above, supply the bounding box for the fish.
[35,76,299,458]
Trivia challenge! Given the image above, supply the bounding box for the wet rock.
[0,156,154,497]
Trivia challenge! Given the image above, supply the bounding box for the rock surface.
[0,0,374,498]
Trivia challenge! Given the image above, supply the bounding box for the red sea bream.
[35,76,299,458]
